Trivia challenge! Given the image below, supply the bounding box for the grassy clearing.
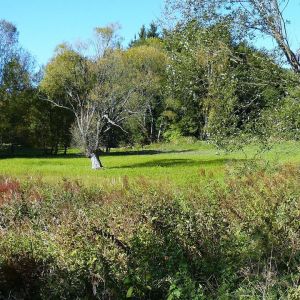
[0,141,299,186]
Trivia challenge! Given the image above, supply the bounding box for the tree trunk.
[90,153,103,169]
[53,144,58,155]
[157,120,164,142]
[10,143,15,155]
[275,37,300,73]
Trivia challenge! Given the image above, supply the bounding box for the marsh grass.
[0,162,299,299]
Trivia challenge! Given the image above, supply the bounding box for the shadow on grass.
[0,148,194,159]
[0,152,83,159]
[112,158,245,169]
[101,149,193,156]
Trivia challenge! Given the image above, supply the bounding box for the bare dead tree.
[41,25,147,169]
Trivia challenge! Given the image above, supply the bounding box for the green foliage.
[2,18,299,153]
[123,44,167,144]
[0,52,47,151]
[163,20,290,150]
[0,162,299,299]
[40,45,92,101]
[0,21,73,154]
[129,22,160,48]
[261,83,300,141]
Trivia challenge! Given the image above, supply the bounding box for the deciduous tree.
[164,0,300,73]
[41,25,155,168]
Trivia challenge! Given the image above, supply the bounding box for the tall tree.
[0,20,18,147]
[0,20,18,82]
[138,25,147,40]
[147,22,159,38]
[163,20,286,147]
[0,20,40,151]
[129,22,161,48]
[40,45,100,166]
[123,42,167,143]
[41,26,151,168]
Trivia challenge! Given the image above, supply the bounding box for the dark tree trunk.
[53,144,58,155]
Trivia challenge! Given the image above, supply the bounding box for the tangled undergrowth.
[0,163,299,299]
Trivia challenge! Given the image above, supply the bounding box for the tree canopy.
[1,7,299,160]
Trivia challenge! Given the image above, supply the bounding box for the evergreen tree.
[147,22,159,38]
[138,25,147,40]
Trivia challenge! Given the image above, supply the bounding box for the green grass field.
[1,141,299,186]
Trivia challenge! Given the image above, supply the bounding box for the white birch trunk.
[90,153,102,169]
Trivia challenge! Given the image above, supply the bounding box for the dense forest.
[0,1,299,163]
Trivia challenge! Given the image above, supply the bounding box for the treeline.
[0,18,299,155]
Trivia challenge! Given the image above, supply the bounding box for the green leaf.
[124,277,131,285]
[126,286,134,298]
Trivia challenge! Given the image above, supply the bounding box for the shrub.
[0,164,299,299]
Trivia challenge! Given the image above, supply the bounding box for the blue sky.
[1,0,300,66]
[1,0,164,66]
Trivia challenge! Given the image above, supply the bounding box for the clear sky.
[1,0,164,66]
[1,0,300,67]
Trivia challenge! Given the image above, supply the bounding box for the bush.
[163,126,197,145]
[0,164,299,299]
